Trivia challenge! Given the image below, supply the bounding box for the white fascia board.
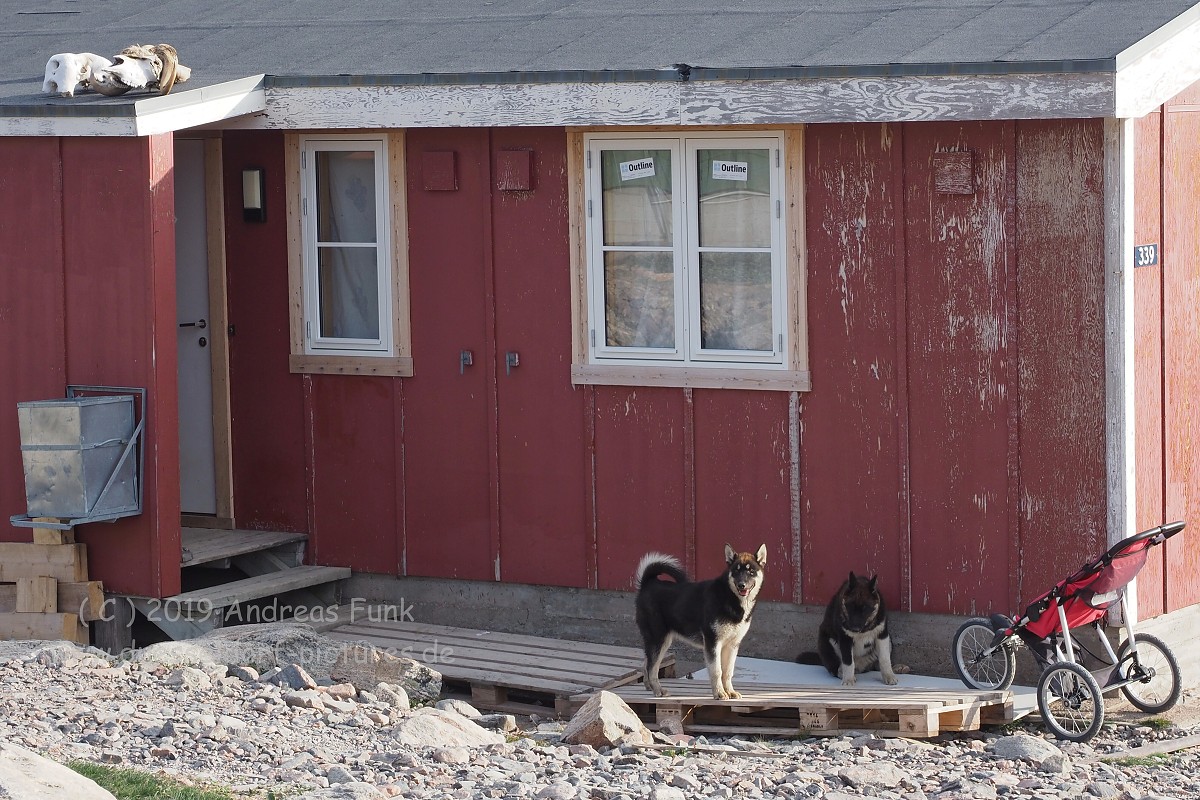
[1115,14,1200,118]
[0,75,266,137]
[224,71,1115,130]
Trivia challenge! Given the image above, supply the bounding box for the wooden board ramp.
[323,616,672,716]
[591,678,1014,738]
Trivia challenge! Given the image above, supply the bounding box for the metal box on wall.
[17,395,139,520]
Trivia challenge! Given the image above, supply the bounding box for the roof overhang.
[0,75,266,136]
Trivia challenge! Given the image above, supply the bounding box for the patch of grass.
[1101,754,1171,767]
[1144,717,1173,731]
[68,762,244,800]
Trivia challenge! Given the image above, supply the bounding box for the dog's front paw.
[882,672,898,686]
[840,675,857,687]
[653,687,671,697]
[725,688,742,700]
[713,688,731,700]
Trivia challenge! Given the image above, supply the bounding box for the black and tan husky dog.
[635,544,767,700]
[798,572,898,686]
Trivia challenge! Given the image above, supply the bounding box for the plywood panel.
[491,128,589,588]
[61,135,180,598]
[309,376,400,572]
[223,130,309,533]
[403,128,495,581]
[593,388,688,591]
[1162,107,1200,611]
[1133,111,1166,618]
[1014,119,1107,607]
[0,138,66,544]
[904,122,1011,616]
[693,390,794,602]
[799,123,906,608]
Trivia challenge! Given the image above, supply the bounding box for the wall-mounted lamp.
[242,167,266,223]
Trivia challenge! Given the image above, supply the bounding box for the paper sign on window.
[619,158,656,181]
[712,160,749,181]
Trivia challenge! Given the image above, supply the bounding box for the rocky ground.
[1,630,1199,800]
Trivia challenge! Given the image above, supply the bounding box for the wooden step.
[170,566,350,613]
[181,527,306,567]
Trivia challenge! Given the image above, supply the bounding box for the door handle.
[459,349,474,374]
[179,319,207,329]
[505,351,520,375]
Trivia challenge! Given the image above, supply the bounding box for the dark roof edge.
[1116,2,1200,69]
[266,58,1117,89]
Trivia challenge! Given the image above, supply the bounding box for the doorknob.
[505,351,520,375]
[179,319,207,329]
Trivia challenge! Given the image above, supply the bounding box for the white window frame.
[583,131,790,372]
[301,137,393,356]
[287,132,413,377]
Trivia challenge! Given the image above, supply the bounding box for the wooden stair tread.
[181,527,306,567]
[171,566,350,610]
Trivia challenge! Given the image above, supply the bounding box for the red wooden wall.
[220,119,1123,616]
[0,135,181,598]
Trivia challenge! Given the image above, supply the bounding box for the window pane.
[318,247,380,340]
[699,252,772,351]
[604,251,674,348]
[316,150,377,243]
[697,148,771,248]
[600,149,673,246]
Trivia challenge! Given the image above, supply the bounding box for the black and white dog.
[635,544,767,700]
[798,572,898,686]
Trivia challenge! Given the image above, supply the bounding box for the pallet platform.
[591,678,1014,738]
[323,616,672,716]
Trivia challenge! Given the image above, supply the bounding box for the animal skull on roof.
[88,44,191,96]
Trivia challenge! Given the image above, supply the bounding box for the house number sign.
[1134,244,1159,267]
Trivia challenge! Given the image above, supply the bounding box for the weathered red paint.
[800,123,906,609]
[1162,105,1200,611]
[1012,119,1107,606]
[222,131,309,535]
[403,128,496,581]
[490,128,589,588]
[1134,111,1166,618]
[693,390,794,602]
[0,135,181,598]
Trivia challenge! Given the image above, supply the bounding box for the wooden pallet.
[591,678,1014,738]
[0,519,101,644]
[324,616,672,716]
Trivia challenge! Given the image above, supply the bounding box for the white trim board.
[0,76,266,137]
[1116,14,1200,118]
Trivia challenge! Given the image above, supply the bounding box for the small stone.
[475,714,518,732]
[272,663,318,690]
[284,690,326,710]
[325,683,358,700]
[227,665,260,682]
[436,698,482,718]
[326,765,356,784]
[536,784,577,800]
[561,691,652,749]
[165,667,211,691]
[433,747,471,765]
[648,788,686,800]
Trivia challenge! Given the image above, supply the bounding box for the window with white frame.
[584,132,788,370]
[299,136,394,358]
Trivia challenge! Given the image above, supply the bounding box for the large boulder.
[0,741,117,799]
[561,691,652,748]
[391,707,505,747]
[133,623,345,677]
[331,642,441,703]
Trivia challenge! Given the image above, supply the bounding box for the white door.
[175,139,218,514]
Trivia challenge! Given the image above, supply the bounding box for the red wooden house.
[2,0,1199,670]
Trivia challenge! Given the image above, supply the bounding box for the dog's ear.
[724,543,735,564]
[848,570,857,585]
[868,575,878,591]
[755,544,767,567]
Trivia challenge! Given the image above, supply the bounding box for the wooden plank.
[0,612,87,643]
[32,518,74,545]
[181,527,306,566]
[0,543,87,582]
[169,565,349,611]
[16,577,57,613]
[0,581,104,621]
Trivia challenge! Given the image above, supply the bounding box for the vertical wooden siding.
[0,136,180,598]
[1134,112,1166,619]
[216,120,1117,617]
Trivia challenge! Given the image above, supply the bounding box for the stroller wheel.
[1117,633,1182,714]
[1037,661,1105,743]
[952,618,1016,690]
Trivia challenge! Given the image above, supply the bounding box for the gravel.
[1,640,1199,799]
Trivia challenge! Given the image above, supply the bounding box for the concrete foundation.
[345,573,1200,690]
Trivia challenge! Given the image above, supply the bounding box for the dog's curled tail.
[635,552,688,589]
[796,651,822,666]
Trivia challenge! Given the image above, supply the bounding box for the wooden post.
[91,593,134,656]
[30,517,75,545]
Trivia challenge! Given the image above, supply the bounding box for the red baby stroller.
[951,521,1184,742]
